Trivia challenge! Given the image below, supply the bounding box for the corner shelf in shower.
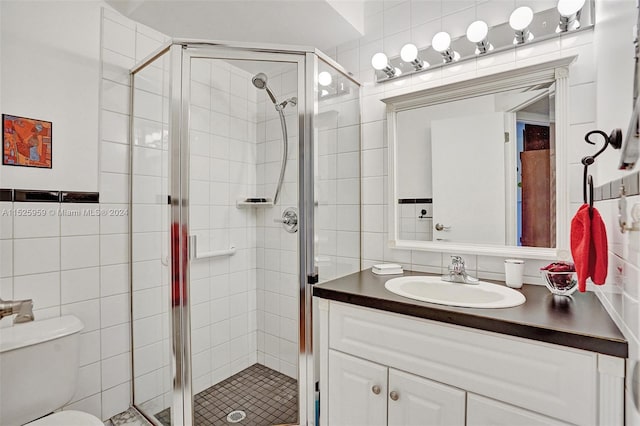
[236,198,274,209]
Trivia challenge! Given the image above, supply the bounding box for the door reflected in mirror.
[396,83,556,248]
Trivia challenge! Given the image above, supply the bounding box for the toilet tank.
[0,315,84,426]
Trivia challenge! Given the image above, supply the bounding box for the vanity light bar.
[372,1,585,81]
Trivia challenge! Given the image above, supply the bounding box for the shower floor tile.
[155,363,298,426]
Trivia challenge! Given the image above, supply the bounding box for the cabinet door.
[467,394,572,426]
[388,369,465,426]
[328,350,387,426]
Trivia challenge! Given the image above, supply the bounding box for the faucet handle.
[450,255,464,265]
[14,300,34,324]
[449,256,465,273]
[0,298,35,324]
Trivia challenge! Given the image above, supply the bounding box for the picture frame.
[2,114,52,169]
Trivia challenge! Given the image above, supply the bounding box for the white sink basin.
[384,276,525,308]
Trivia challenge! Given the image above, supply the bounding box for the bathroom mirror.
[384,57,576,259]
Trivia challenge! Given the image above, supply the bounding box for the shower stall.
[129,41,361,425]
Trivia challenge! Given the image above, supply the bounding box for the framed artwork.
[2,114,52,168]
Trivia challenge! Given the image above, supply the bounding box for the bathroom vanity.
[313,270,627,426]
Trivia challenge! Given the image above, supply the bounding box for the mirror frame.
[383,56,577,260]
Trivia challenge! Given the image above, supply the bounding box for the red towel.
[571,204,591,291]
[570,204,608,292]
[589,207,608,286]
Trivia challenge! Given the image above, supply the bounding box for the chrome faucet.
[442,256,479,284]
[0,298,34,324]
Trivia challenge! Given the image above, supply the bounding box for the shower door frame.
[178,45,311,426]
[131,41,360,426]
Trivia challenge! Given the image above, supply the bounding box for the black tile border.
[0,189,12,202]
[14,189,59,202]
[398,198,433,204]
[61,191,99,203]
[594,170,640,202]
[1,189,100,203]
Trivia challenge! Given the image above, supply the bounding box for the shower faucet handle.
[274,216,296,226]
[274,208,298,233]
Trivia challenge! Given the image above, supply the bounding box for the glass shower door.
[131,48,173,422]
[185,50,303,425]
[314,58,361,282]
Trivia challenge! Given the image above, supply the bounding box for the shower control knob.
[389,391,399,401]
[371,385,381,395]
[274,207,298,233]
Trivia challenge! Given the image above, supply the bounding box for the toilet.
[0,315,104,425]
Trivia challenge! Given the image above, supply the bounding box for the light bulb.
[400,43,419,62]
[318,71,332,87]
[509,6,533,31]
[432,32,451,53]
[371,52,389,70]
[557,0,585,16]
[466,20,488,43]
[394,67,402,76]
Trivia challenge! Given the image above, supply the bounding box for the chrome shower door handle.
[435,223,451,231]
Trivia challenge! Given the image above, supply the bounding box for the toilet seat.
[27,410,103,426]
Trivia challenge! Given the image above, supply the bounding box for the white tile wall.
[255,65,301,378]
[398,203,432,241]
[63,8,164,420]
[591,1,640,424]
[101,9,172,419]
[0,6,170,421]
[187,58,260,392]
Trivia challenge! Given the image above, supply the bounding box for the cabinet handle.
[389,391,399,401]
[371,385,381,395]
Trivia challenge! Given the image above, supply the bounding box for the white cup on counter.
[504,259,525,289]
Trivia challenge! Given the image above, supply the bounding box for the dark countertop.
[313,269,628,358]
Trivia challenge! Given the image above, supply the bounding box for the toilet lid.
[27,410,103,426]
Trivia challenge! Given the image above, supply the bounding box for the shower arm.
[272,107,288,205]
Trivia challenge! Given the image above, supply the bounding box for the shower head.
[252,73,268,89]
[252,72,278,105]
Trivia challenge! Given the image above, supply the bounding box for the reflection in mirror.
[396,83,556,248]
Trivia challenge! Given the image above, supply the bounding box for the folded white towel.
[373,263,402,270]
[372,263,404,275]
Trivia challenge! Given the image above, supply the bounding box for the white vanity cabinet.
[318,300,625,426]
[327,350,387,426]
[328,350,466,426]
[388,368,466,426]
